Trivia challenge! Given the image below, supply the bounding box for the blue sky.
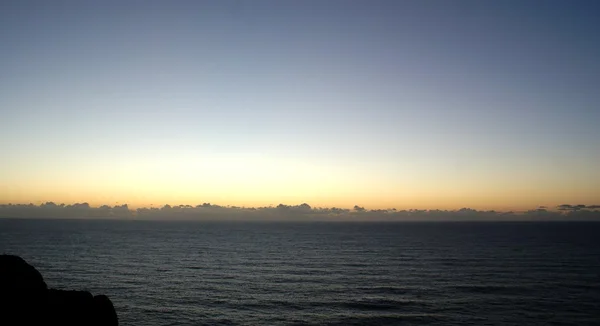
[1,0,599,209]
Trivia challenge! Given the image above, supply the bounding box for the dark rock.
[0,254,118,326]
[94,295,119,326]
[0,255,47,291]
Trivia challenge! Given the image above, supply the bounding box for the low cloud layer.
[1,202,599,221]
[557,204,600,211]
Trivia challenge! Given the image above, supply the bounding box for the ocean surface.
[1,219,599,325]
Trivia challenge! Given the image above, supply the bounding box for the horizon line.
[2,201,599,214]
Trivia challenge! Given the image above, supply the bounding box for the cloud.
[0,202,132,219]
[1,202,599,221]
[557,204,594,212]
[353,205,365,212]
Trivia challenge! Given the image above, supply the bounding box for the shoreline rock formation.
[0,254,118,326]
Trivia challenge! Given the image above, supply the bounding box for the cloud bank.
[1,202,599,221]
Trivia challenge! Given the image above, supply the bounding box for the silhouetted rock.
[0,254,118,326]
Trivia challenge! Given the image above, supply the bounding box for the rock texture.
[0,255,118,326]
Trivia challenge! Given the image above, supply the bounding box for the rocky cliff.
[0,254,118,326]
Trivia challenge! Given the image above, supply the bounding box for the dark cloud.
[557,204,595,212]
[353,205,365,212]
[0,202,132,219]
[1,203,599,221]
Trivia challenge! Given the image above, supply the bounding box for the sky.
[1,0,599,211]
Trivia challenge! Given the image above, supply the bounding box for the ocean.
[1,219,599,325]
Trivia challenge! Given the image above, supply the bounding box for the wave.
[317,313,445,326]
[451,284,530,295]
[342,298,424,311]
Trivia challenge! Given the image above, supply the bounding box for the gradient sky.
[1,0,599,210]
